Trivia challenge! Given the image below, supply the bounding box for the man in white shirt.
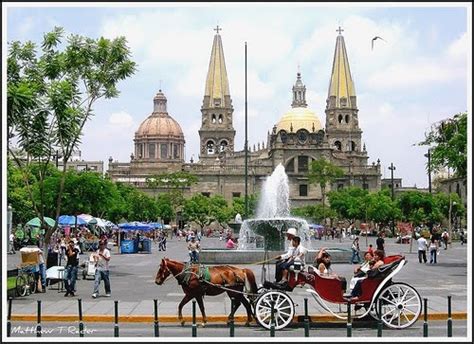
[92,240,111,298]
[417,236,428,263]
[274,228,297,282]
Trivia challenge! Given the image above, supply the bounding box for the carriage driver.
[274,227,298,282]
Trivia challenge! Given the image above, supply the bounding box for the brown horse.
[155,258,258,326]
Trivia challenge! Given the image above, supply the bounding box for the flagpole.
[244,41,248,219]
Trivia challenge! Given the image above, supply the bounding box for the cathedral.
[108,27,382,209]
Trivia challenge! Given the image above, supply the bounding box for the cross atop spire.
[214,25,221,35]
[337,26,344,35]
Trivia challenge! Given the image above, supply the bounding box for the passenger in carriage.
[277,236,307,285]
[314,247,334,275]
[345,249,385,302]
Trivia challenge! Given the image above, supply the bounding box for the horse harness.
[176,263,244,289]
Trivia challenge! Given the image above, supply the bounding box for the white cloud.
[108,111,134,128]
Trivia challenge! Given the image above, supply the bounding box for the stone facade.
[108,28,382,209]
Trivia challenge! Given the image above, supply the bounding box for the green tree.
[397,191,442,228]
[209,195,233,227]
[418,112,467,178]
[156,193,175,224]
[146,171,198,214]
[7,27,137,246]
[232,194,258,219]
[308,158,344,222]
[291,204,337,224]
[366,190,401,229]
[182,194,213,230]
[328,187,369,222]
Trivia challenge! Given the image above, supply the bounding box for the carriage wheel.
[254,291,294,330]
[374,282,422,329]
[28,273,37,294]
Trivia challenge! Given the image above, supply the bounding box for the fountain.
[199,163,350,264]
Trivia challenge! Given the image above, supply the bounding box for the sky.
[3,2,471,188]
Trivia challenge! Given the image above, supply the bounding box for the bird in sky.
[371,36,387,50]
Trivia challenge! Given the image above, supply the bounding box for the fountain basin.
[199,248,351,265]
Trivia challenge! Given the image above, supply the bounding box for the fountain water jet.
[238,163,312,251]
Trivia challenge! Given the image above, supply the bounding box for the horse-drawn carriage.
[254,254,422,330]
[155,254,422,331]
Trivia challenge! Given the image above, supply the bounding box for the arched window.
[218,114,223,124]
[285,157,295,173]
[219,140,228,152]
[334,141,342,151]
[345,115,350,123]
[211,114,216,123]
[351,141,356,151]
[338,114,343,123]
[206,140,215,154]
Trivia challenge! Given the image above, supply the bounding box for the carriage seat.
[366,255,405,279]
[308,266,347,292]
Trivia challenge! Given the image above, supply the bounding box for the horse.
[155,257,258,326]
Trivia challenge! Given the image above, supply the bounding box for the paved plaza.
[7,234,469,324]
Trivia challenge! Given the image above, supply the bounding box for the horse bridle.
[158,258,192,284]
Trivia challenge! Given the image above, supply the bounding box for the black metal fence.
[6,295,459,337]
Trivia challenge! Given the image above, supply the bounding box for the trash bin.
[120,240,137,254]
[142,238,152,253]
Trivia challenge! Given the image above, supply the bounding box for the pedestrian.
[428,237,439,264]
[9,232,16,254]
[92,240,111,298]
[376,231,385,254]
[350,237,361,264]
[441,230,449,250]
[460,230,465,245]
[64,240,80,297]
[417,235,428,263]
[158,231,167,251]
[187,235,200,263]
[226,237,236,249]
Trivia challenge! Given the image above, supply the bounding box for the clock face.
[297,130,308,143]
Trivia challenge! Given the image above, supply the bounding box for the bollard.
[7,297,12,337]
[423,298,428,337]
[229,298,235,337]
[36,300,42,337]
[78,299,84,337]
[154,299,160,337]
[304,298,310,337]
[377,301,383,337]
[270,300,275,337]
[447,295,452,337]
[114,300,119,337]
[192,300,197,337]
[346,302,352,337]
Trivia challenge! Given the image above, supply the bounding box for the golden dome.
[136,113,184,138]
[135,90,184,139]
[276,107,322,133]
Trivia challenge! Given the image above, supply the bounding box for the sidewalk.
[7,236,469,323]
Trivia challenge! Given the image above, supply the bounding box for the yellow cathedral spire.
[203,25,231,109]
[328,27,356,109]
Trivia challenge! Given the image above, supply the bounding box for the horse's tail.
[243,268,258,301]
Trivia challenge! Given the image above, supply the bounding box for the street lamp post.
[388,163,396,236]
[7,204,13,254]
[424,149,432,194]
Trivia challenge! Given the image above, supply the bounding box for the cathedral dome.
[135,91,184,139]
[275,71,323,133]
[276,107,322,133]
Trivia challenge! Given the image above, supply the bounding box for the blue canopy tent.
[118,222,154,231]
[58,215,88,226]
[149,222,163,229]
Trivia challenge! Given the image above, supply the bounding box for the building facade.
[108,28,382,207]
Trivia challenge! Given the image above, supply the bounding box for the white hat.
[287,228,297,236]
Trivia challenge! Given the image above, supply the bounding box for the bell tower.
[325,27,362,154]
[198,26,235,161]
